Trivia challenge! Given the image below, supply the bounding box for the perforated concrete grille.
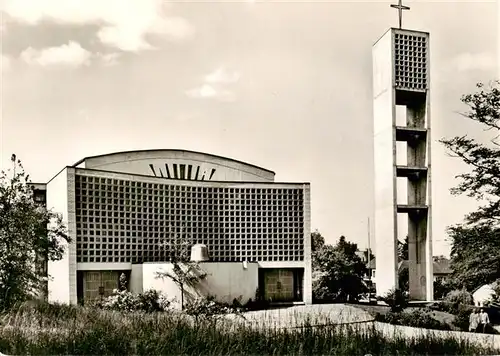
[75,174,305,263]
[394,32,428,91]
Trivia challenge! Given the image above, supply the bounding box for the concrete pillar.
[130,264,144,294]
[408,211,428,300]
[373,28,399,297]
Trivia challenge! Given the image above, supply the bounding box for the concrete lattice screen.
[74,174,305,264]
[394,32,428,91]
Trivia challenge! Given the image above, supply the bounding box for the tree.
[363,248,375,264]
[0,154,68,310]
[311,230,325,253]
[155,228,207,310]
[433,255,454,299]
[312,235,367,302]
[398,267,409,292]
[492,280,500,304]
[447,225,500,291]
[395,236,409,292]
[398,236,408,261]
[434,278,454,300]
[440,81,500,290]
[440,81,500,226]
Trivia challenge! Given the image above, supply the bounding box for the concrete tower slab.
[373,28,433,301]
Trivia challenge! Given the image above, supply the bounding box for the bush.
[434,279,454,300]
[444,289,473,307]
[244,288,270,310]
[312,275,337,302]
[137,289,171,313]
[244,298,270,311]
[184,295,243,322]
[485,306,500,325]
[99,290,140,312]
[99,289,172,312]
[432,289,474,316]
[382,288,408,312]
[452,304,474,331]
[375,309,451,331]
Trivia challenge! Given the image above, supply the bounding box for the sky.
[1,0,499,257]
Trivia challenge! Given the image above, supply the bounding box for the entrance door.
[83,271,119,304]
[264,269,294,302]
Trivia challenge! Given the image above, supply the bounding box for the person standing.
[469,309,479,332]
[479,308,490,333]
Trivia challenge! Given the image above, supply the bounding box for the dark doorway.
[259,268,304,303]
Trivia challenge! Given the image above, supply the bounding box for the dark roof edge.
[47,166,72,184]
[373,27,392,46]
[373,27,430,46]
[75,167,309,186]
[71,149,276,175]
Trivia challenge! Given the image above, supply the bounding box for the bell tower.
[372,1,433,301]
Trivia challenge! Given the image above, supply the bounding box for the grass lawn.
[1,301,499,355]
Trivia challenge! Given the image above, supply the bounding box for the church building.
[34,149,312,306]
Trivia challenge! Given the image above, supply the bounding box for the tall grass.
[0,301,497,355]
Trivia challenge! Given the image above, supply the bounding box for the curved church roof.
[72,149,275,183]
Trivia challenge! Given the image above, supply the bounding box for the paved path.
[365,321,500,350]
[224,303,373,330]
[226,304,500,351]
[233,304,374,328]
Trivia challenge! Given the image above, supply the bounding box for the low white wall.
[198,262,259,304]
[142,262,259,308]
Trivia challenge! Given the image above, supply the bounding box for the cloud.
[19,42,123,68]
[451,52,496,72]
[186,66,240,102]
[205,67,240,84]
[185,84,236,102]
[2,0,195,52]
[20,41,92,67]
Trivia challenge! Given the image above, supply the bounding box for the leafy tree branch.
[0,154,69,310]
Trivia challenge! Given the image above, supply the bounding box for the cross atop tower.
[390,0,410,29]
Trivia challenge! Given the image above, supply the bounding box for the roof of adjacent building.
[367,257,453,275]
[433,258,452,275]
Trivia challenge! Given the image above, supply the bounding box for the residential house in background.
[361,252,453,288]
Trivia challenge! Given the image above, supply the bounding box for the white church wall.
[47,168,76,304]
[142,262,259,308]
